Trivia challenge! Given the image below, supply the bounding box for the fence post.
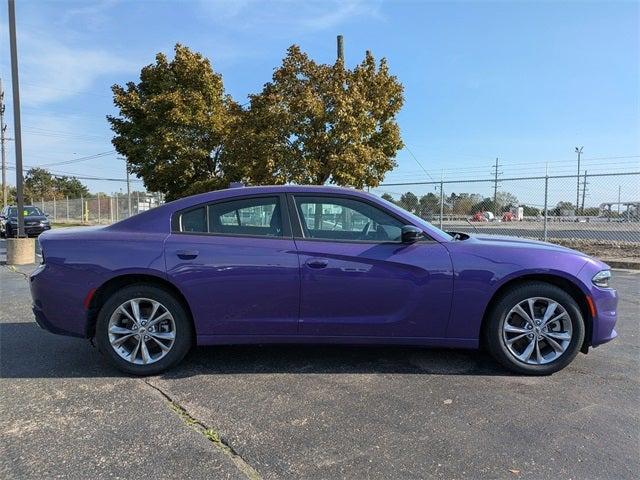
[80,195,84,224]
[53,197,56,220]
[543,173,549,242]
[66,196,69,222]
[41,197,44,212]
[110,196,113,223]
[97,194,101,224]
[439,179,444,230]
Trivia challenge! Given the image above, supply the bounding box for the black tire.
[5,225,13,238]
[484,281,585,375]
[95,284,194,375]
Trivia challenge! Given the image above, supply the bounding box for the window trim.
[171,193,292,239]
[288,193,436,244]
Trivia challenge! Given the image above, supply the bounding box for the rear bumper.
[32,304,84,337]
[30,263,88,338]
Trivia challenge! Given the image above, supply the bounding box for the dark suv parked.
[0,205,51,238]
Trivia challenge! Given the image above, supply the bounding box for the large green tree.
[227,46,404,189]
[108,44,236,200]
[23,168,90,201]
[109,44,405,199]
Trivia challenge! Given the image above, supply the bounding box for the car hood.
[456,233,592,259]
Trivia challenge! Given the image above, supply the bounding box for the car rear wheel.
[485,282,585,375]
[95,284,193,375]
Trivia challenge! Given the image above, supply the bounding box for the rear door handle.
[176,249,199,260]
[305,258,329,269]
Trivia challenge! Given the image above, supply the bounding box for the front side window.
[294,196,403,242]
[178,196,283,237]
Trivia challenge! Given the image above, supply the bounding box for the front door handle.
[305,258,329,269]
[176,249,199,260]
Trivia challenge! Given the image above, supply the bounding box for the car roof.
[108,184,454,243]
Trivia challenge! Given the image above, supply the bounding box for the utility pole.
[617,185,621,215]
[125,159,131,217]
[8,0,25,237]
[491,157,501,213]
[337,35,344,61]
[0,77,9,208]
[580,170,588,213]
[575,146,583,211]
[543,163,549,241]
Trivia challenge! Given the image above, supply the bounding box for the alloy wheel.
[502,297,573,365]
[108,298,176,365]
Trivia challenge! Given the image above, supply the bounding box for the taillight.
[37,238,45,264]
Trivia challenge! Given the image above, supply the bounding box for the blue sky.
[0,0,638,205]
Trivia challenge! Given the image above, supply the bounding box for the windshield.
[376,195,454,241]
[7,206,44,217]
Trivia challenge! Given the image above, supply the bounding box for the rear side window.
[180,207,206,233]
[178,196,284,237]
[209,197,282,237]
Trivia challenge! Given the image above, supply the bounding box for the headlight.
[40,220,49,225]
[592,270,612,288]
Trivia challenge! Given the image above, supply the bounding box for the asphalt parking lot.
[1,238,639,479]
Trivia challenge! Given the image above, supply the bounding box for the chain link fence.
[371,171,640,245]
[19,172,640,249]
[32,193,164,225]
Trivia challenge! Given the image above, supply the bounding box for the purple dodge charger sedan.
[30,185,618,375]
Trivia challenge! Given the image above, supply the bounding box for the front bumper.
[590,286,618,346]
[7,224,50,236]
[24,225,51,236]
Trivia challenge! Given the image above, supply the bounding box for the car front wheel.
[485,281,585,375]
[95,284,193,375]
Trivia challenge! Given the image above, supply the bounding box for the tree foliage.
[108,44,405,199]
[22,167,90,201]
[108,44,236,200]
[228,46,404,188]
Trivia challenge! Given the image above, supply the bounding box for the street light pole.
[0,77,8,208]
[7,0,25,236]
[575,146,583,213]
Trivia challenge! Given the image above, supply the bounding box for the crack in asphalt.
[143,379,261,480]
[0,264,31,280]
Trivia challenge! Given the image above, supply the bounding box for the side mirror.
[401,225,423,243]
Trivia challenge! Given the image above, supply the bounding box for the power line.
[403,145,435,181]
[4,164,143,183]
[39,150,116,167]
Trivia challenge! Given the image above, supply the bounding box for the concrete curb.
[601,259,640,270]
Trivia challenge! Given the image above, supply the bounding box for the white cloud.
[16,33,136,106]
[197,0,381,32]
[60,0,122,31]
